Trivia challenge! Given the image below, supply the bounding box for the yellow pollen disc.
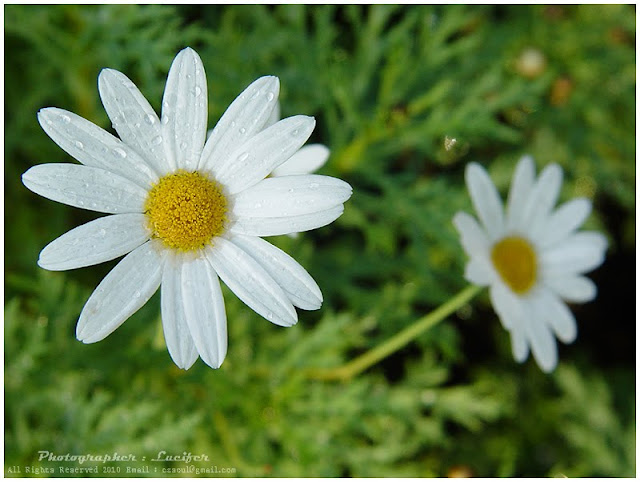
[490,236,537,294]
[145,170,227,251]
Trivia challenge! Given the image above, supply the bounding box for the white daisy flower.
[453,155,607,372]
[22,47,352,370]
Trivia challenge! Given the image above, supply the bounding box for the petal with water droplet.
[161,48,207,171]
[212,115,316,195]
[205,237,297,327]
[38,213,151,271]
[230,234,322,310]
[22,163,148,214]
[160,252,200,370]
[38,107,158,188]
[98,69,171,175]
[200,76,280,172]
[232,175,352,218]
[76,241,164,343]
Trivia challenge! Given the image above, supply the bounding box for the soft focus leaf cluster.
[4,5,635,477]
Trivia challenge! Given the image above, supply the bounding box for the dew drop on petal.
[237,152,249,162]
[267,92,275,102]
[292,129,300,136]
[179,141,188,151]
[98,229,106,236]
[113,147,127,158]
[254,202,263,209]
[239,127,246,134]
[144,114,156,125]
[133,290,141,299]
[309,183,319,190]
[152,136,163,145]
[61,115,71,124]
[194,86,202,97]
[161,116,169,125]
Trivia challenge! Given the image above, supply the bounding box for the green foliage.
[5,4,635,477]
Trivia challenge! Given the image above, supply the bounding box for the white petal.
[265,99,281,128]
[489,282,523,331]
[518,163,563,238]
[505,155,536,230]
[232,175,352,218]
[22,164,147,214]
[160,252,199,370]
[465,162,504,240]
[537,198,592,248]
[210,115,316,195]
[181,255,228,369]
[541,231,608,276]
[38,213,150,271]
[452,211,490,256]
[536,288,578,344]
[161,47,208,172]
[464,257,493,286]
[76,241,164,343]
[205,237,297,327]
[230,235,322,310]
[544,275,597,303]
[271,144,330,177]
[98,69,171,175]
[229,205,344,237]
[200,76,280,172]
[522,300,558,373]
[509,326,529,363]
[37,108,158,188]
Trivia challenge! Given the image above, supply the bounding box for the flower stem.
[305,284,483,382]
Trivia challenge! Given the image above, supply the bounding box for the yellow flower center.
[145,170,227,251]
[490,236,537,294]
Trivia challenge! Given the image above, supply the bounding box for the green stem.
[305,284,483,382]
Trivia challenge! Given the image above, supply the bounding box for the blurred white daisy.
[453,155,607,372]
[22,47,352,370]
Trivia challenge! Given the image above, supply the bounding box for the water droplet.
[309,183,319,190]
[61,115,71,124]
[239,127,246,134]
[74,141,84,149]
[237,152,249,162]
[98,229,106,236]
[292,129,300,136]
[78,200,85,206]
[152,136,163,145]
[267,92,275,102]
[179,141,187,151]
[134,122,141,128]
[254,202,263,209]
[161,116,169,125]
[133,290,141,299]
[194,86,202,97]
[113,147,127,158]
[144,114,156,125]
[231,121,236,128]
[288,188,295,193]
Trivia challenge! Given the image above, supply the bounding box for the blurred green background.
[4,4,635,477]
